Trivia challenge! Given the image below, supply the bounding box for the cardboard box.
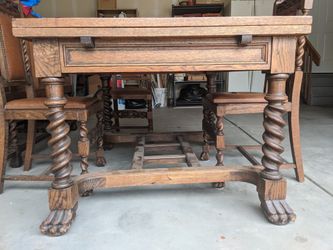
[97,0,117,10]
[187,73,207,81]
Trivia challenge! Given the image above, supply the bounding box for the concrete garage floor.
[1,105,333,250]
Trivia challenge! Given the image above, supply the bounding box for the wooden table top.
[12,16,312,38]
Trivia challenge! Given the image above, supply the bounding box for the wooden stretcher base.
[103,131,204,144]
[38,133,296,236]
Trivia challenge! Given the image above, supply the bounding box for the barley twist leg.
[95,111,106,167]
[259,74,296,225]
[39,77,77,237]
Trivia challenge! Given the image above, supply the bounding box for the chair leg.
[95,111,106,167]
[24,120,36,172]
[288,111,305,182]
[200,131,210,161]
[214,115,225,189]
[215,116,225,166]
[0,117,8,194]
[78,121,89,175]
[8,121,22,168]
[113,99,120,132]
[147,99,153,132]
[101,75,113,133]
[200,104,210,161]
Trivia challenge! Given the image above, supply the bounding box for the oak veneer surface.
[12,17,312,37]
[11,17,311,76]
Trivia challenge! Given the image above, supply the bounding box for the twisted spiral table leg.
[200,101,210,161]
[39,77,77,237]
[78,121,94,197]
[214,116,225,189]
[78,121,89,175]
[100,75,113,150]
[215,116,224,166]
[259,74,295,225]
[261,74,288,180]
[100,75,113,132]
[96,111,106,167]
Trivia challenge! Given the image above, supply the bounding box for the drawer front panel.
[60,37,271,73]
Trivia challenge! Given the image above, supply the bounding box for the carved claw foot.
[261,200,296,225]
[96,156,106,167]
[40,203,78,236]
[200,152,209,161]
[213,182,225,189]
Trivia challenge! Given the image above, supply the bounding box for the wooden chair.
[0,1,106,194]
[110,74,153,132]
[200,0,315,183]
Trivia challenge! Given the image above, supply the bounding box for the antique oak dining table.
[12,15,312,236]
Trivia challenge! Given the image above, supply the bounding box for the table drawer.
[60,37,271,73]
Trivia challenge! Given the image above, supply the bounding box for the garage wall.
[35,0,181,17]
[35,0,96,17]
[118,0,178,17]
[225,0,275,92]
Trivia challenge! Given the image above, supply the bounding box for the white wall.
[308,0,333,73]
[226,0,275,92]
[226,0,332,92]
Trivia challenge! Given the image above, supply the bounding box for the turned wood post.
[78,121,89,175]
[40,77,79,236]
[42,77,73,189]
[95,111,106,166]
[296,8,310,71]
[100,74,113,132]
[261,74,289,180]
[8,121,22,168]
[206,72,217,95]
[215,116,225,166]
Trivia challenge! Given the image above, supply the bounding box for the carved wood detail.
[100,75,113,132]
[95,111,106,167]
[78,121,89,175]
[261,74,289,180]
[59,38,271,73]
[33,39,61,77]
[42,77,73,189]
